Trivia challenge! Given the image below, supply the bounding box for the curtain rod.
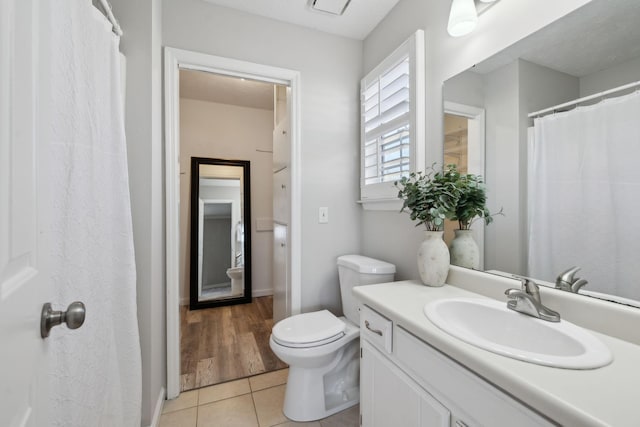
[528,79,640,118]
[98,0,123,36]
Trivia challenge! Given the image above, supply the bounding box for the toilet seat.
[272,310,346,348]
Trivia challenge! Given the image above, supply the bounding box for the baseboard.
[181,289,273,304]
[252,289,274,297]
[147,386,166,427]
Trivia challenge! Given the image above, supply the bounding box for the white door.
[0,0,50,426]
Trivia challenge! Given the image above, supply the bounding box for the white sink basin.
[424,298,612,369]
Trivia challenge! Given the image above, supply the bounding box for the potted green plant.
[394,166,461,231]
[443,164,503,269]
[395,165,461,286]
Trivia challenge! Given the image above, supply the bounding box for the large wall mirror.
[190,157,251,309]
[443,0,640,309]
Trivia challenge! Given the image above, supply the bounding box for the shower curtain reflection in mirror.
[190,157,251,309]
[528,91,640,303]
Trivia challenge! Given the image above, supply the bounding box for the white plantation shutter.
[360,30,424,208]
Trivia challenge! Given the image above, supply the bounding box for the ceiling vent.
[310,0,352,16]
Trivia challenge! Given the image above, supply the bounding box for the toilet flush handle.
[364,320,383,336]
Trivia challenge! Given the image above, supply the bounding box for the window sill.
[358,198,403,211]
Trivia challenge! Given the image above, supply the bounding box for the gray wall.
[109,0,165,425]
[444,70,485,109]
[483,61,520,272]
[580,55,640,96]
[164,0,363,314]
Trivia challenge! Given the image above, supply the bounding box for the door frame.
[444,101,486,269]
[164,47,302,399]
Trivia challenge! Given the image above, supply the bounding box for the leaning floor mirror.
[190,157,252,309]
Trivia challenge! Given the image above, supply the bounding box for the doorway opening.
[443,102,486,268]
[164,48,302,399]
[177,69,286,391]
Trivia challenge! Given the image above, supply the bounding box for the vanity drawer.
[395,327,555,427]
[360,305,393,353]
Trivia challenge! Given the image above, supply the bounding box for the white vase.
[449,229,480,269]
[417,231,450,287]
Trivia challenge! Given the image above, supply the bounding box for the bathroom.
[2,0,639,426]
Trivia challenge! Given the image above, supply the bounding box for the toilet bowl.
[269,255,395,422]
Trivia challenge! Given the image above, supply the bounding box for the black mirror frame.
[189,157,252,310]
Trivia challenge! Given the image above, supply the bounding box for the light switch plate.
[319,207,329,224]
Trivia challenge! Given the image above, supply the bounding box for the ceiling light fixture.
[447,0,478,37]
[447,0,500,38]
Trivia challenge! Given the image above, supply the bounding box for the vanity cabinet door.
[361,340,450,427]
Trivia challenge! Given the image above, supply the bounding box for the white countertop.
[353,280,640,427]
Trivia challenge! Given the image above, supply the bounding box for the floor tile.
[159,407,197,427]
[197,393,259,427]
[252,384,288,427]
[319,405,359,427]
[199,378,251,405]
[249,368,289,392]
[162,390,199,414]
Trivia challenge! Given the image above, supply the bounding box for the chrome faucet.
[505,277,560,322]
[555,266,588,293]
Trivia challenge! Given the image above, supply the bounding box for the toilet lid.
[272,310,346,347]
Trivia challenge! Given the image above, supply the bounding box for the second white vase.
[417,231,450,287]
[449,229,480,269]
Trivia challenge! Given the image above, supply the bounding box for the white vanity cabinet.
[361,340,450,427]
[359,304,555,427]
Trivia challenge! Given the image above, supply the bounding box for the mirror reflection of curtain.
[528,91,640,301]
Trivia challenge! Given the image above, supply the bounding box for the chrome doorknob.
[41,301,86,338]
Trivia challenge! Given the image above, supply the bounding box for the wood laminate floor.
[180,296,288,392]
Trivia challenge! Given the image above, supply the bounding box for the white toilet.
[269,254,395,422]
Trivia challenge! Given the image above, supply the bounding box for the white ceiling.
[473,0,640,77]
[181,0,401,107]
[180,69,275,110]
[201,0,400,40]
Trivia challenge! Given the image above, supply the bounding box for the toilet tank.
[337,255,395,325]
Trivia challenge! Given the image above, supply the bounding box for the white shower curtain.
[528,90,640,302]
[47,1,141,426]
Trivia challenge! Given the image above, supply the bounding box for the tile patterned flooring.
[160,368,359,427]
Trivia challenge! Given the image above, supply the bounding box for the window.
[360,30,425,210]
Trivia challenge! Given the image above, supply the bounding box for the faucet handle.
[511,275,540,300]
[557,266,581,283]
[571,278,588,293]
